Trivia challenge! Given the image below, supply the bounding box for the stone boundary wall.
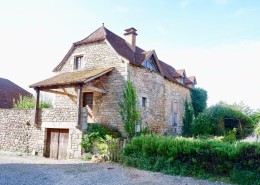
[0,109,43,154]
[0,108,78,156]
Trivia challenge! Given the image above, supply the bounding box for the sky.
[0,0,260,109]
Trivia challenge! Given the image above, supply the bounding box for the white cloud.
[163,40,260,110]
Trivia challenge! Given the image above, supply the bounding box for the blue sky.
[0,0,260,109]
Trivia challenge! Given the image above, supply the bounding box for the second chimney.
[124,27,137,52]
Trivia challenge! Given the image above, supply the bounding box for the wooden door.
[58,130,69,160]
[83,92,94,123]
[46,129,69,159]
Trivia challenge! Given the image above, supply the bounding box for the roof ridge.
[74,26,105,45]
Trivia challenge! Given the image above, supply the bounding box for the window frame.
[142,97,147,107]
[173,100,178,126]
[74,56,83,70]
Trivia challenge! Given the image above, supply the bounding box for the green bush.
[13,95,52,109]
[123,135,260,185]
[81,123,122,153]
[190,103,254,139]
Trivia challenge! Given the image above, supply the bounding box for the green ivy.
[119,80,140,139]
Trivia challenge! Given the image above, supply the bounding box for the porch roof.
[29,67,114,89]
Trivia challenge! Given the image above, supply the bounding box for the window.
[74,56,83,70]
[136,124,141,133]
[143,59,156,71]
[173,101,178,126]
[83,92,93,109]
[142,97,147,107]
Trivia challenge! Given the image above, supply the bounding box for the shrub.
[13,95,52,109]
[182,100,194,136]
[81,123,122,153]
[123,135,260,185]
[190,103,254,139]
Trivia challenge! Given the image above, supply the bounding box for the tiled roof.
[30,67,114,88]
[0,78,32,109]
[187,76,197,84]
[53,26,195,87]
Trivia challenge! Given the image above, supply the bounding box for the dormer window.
[74,56,83,70]
[182,76,185,84]
[143,59,156,71]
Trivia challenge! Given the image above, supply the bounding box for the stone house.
[28,25,197,159]
[0,77,32,108]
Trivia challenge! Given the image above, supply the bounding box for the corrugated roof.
[30,67,114,88]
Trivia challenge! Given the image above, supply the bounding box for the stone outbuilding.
[28,25,197,159]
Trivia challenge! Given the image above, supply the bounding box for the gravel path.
[0,152,232,185]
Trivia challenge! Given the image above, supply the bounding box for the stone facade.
[52,41,191,136]
[0,109,43,154]
[129,65,191,135]
[0,108,83,159]
[55,41,127,133]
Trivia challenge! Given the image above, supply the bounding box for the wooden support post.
[34,87,40,125]
[76,84,83,127]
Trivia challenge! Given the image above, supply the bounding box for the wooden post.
[34,87,40,125]
[76,84,83,127]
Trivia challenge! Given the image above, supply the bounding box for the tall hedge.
[191,103,254,138]
[123,135,260,185]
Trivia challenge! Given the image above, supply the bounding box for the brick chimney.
[124,27,137,52]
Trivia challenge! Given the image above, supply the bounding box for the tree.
[182,100,194,136]
[119,80,140,139]
[191,87,208,117]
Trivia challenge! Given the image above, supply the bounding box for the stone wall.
[55,41,127,133]
[164,80,191,135]
[129,64,191,135]
[0,108,82,159]
[129,65,167,134]
[0,109,43,154]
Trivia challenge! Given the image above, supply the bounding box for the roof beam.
[42,89,76,98]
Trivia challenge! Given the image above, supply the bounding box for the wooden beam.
[76,84,83,127]
[42,89,76,98]
[83,85,107,94]
[34,88,40,125]
[39,84,77,91]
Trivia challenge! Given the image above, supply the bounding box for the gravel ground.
[0,151,232,185]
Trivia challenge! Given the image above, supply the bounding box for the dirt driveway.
[0,152,231,185]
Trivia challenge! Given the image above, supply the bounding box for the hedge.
[123,135,260,185]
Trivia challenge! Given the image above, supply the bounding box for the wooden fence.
[106,139,127,162]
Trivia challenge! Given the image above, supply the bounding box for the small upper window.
[143,59,156,71]
[74,56,83,70]
[142,97,147,107]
